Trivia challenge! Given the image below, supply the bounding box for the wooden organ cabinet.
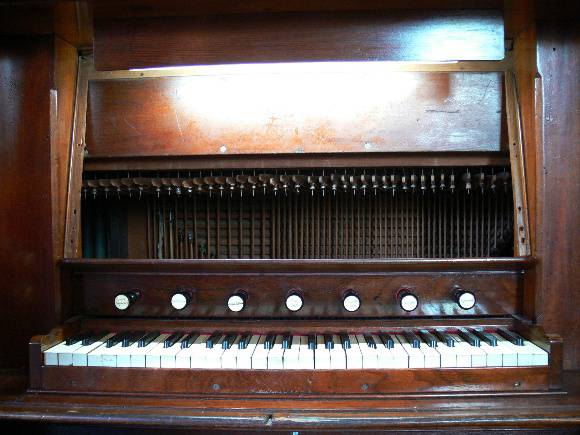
[0,1,579,432]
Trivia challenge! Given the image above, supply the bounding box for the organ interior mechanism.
[81,167,514,259]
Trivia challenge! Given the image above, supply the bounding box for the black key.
[138,331,160,348]
[123,331,146,347]
[180,333,199,349]
[82,331,109,346]
[238,332,252,350]
[282,333,292,350]
[324,334,334,350]
[65,331,93,346]
[363,334,376,349]
[106,331,130,348]
[264,334,276,350]
[206,332,223,349]
[434,330,455,347]
[308,334,317,350]
[458,329,480,347]
[378,332,394,349]
[471,329,498,347]
[340,333,351,350]
[498,328,524,346]
[164,332,183,348]
[222,333,238,349]
[419,330,438,348]
[403,331,421,348]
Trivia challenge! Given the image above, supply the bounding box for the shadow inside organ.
[81,167,514,259]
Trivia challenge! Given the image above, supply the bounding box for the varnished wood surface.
[535,20,580,370]
[90,0,505,19]
[86,71,502,157]
[34,366,551,395]
[1,369,579,429]
[93,9,503,70]
[83,152,511,171]
[0,36,57,369]
[75,269,521,318]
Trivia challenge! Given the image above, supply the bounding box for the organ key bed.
[28,46,564,403]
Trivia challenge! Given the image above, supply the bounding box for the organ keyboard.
[44,329,549,370]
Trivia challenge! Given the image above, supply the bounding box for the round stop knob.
[171,292,191,310]
[399,290,418,312]
[343,291,361,312]
[227,292,246,312]
[455,289,476,310]
[285,292,304,312]
[114,291,139,310]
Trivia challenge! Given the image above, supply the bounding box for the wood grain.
[0,36,56,369]
[535,20,580,370]
[86,71,503,157]
[93,10,504,70]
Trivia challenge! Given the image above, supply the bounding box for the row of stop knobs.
[114,287,477,312]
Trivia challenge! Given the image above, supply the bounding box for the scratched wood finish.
[86,71,502,157]
[76,270,521,318]
[535,20,580,370]
[93,10,504,71]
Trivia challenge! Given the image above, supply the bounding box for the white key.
[448,334,473,367]
[159,334,186,368]
[71,334,115,367]
[297,336,315,369]
[267,336,285,369]
[419,341,441,368]
[205,336,226,368]
[221,336,241,369]
[237,335,260,369]
[44,340,85,366]
[252,336,269,369]
[329,336,346,369]
[356,334,379,369]
[489,333,518,366]
[372,334,395,369]
[131,334,169,368]
[491,333,534,366]
[434,339,458,368]
[389,336,410,368]
[283,336,302,370]
[396,334,424,368]
[523,340,549,366]
[480,341,504,367]
[177,334,209,369]
[315,335,331,369]
[491,333,531,367]
[345,334,363,369]
[101,341,131,367]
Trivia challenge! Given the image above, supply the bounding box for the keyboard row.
[44,328,548,369]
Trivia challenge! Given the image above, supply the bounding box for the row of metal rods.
[144,189,513,260]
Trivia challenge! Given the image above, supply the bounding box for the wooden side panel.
[86,71,503,157]
[93,10,504,70]
[52,38,78,322]
[0,36,56,369]
[536,21,580,370]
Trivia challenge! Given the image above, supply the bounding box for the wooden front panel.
[86,71,503,157]
[36,366,549,395]
[77,269,521,318]
[93,10,504,70]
